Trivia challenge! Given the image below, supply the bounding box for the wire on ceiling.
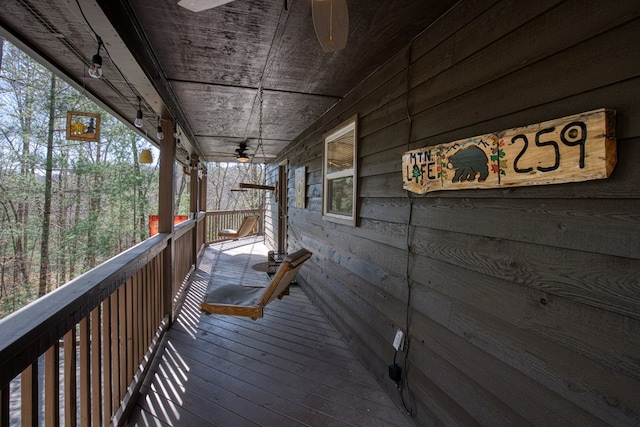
[73,0,148,114]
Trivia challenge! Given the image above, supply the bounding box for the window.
[323,115,357,225]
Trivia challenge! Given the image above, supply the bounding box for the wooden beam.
[239,183,276,191]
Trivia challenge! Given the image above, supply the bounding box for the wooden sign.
[403,108,616,194]
[66,111,100,142]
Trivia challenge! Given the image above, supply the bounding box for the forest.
[0,39,264,317]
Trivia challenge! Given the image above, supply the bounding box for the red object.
[148,215,189,236]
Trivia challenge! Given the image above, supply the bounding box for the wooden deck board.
[127,238,413,426]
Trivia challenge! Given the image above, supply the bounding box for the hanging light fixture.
[134,96,144,128]
[312,0,349,53]
[236,142,250,163]
[156,116,164,140]
[88,37,104,78]
[139,149,153,164]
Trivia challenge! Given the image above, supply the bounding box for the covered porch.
[1,225,412,426]
[128,237,411,426]
[1,0,639,425]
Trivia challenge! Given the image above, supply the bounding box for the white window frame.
[322,115,358,226]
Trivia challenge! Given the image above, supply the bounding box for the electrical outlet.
[392,329,404,351]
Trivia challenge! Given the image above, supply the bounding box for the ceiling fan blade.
[177,0,235,12]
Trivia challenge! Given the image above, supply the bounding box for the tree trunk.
[175,171,187,214]
[0,37,4,72]
[131,135,146,241]
[86,141,102,268]
[69,174,81,279]
[37,74,55,297]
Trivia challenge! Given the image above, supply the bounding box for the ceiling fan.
[207,142,274,163]
[177,0,348,52]
[177,0,235,13]
[235,142,250,163]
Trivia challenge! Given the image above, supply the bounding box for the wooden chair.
[200,248,312,320]
[217,215,259,240]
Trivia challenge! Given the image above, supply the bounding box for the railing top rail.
[0,232,171,388]
[206,209,262,215]
[174,216,197,240]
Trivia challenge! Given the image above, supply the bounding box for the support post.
[158,118,175,323]
[189,154,199,215]
[199,164,207,213]
[190,154,199,265]
[199,165,208,250]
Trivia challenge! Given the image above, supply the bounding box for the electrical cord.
[397,35,416,416]
[396,1,464,417]
[74,0,143,110]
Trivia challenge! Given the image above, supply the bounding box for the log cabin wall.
[266,1,640,425]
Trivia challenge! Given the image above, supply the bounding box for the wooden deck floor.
[126,237,414,427]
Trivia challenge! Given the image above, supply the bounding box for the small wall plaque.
[295,166,306,208]
[66,111,100,142]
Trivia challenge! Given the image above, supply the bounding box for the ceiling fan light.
[312,0,349,53]
[236,153,250,163]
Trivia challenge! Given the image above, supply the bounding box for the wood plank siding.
[265,1,640,425]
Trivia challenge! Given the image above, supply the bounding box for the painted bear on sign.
[447,145,489,183]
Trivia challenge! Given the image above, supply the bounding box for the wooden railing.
[205,208,263,243]
[0,216,204,427]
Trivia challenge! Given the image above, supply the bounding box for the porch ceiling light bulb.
[139,149,153,164]
[237,153,250,163]
[88,39,103,79]
[156,117,164,140]
[134,97,144,128]
[312,0,348,53]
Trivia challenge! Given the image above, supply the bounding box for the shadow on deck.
[126,237,413,426]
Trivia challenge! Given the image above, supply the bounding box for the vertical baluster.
[90,307,102,427]
[21,361,38,426]
[79,318,90,427]
[125,279,134,389]
[63,328,76,427]
[143,264,149,350]
[118,284,126,401]
[1,384,9,427]
[137,269,144,364]
[131,273,138,370]
[110,291,120,414]
[45,343,60,427]
[102,297,112,427]
[151,257,158,329]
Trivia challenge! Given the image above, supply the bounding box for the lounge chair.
[200,248,312,320]
[218,214,259,240]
